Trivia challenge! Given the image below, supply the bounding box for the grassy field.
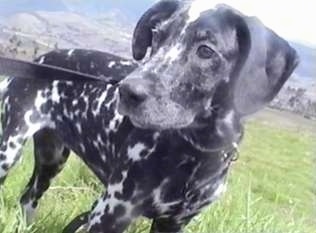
[0,120,315,233]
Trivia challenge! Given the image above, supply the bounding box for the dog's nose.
[119,82,148,107]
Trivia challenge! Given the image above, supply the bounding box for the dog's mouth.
[127,115,194,130]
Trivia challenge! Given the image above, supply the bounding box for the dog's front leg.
[86,188,139,233]
[149,217,192,233]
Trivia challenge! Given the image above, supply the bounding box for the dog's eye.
[197,45,215,59]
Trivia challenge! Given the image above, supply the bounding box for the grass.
[0,121,315,233]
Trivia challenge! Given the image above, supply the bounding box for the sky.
[205,0,315,46]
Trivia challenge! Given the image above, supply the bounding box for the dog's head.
[118,0,299,130]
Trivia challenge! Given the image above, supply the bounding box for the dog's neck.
[178,108,243,153]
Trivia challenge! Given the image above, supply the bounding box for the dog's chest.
[160,156,229,219]
[123,133,231,220]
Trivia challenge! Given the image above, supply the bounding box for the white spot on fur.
[96,90,108,112]
[38,56,45,64]
[108,61,116,68]
[65,81,73,86]
[109,110,124,131]
[153,132,160,140]
[51,81,60,103]
[223,111,234,127]
[75,123,82,134]
[213,182,227,198]
[97,134,103,144]
[166,44,183,62]
[67,49,75,57]
[92,140,99,149]
[56,115,63,122]
[105,88,119,109]
[120,60,132,66]
[127,143,147,162]
[91,85,112,116]
[89,198,106,227]
[0,135,23,178]
[0,78,11,98]
[108,171,128,198]
[72,99,78,106]
[24,110,43,137]
[35,91,46,111]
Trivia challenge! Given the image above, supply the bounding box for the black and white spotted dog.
[0,1,298,233]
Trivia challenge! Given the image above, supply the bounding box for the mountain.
[285,42,316,100]
[0,10,133,58]
[290,41,316,78]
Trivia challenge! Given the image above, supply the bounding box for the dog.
[0,1,298,233]
[0,48,137,221]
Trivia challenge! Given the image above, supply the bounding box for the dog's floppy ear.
[233,16,299,116]
[132,0,180,60]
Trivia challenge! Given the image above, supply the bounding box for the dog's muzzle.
[118,80,149,115]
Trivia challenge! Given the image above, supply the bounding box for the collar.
[179,131,240,163]
[222,142,240,162]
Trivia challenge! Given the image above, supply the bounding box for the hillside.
[0,11,133,58]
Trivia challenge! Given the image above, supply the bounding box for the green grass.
[0,122,315,233]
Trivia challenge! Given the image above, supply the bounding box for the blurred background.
[0,0,315,119]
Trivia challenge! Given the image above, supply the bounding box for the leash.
[0,55,117,84]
